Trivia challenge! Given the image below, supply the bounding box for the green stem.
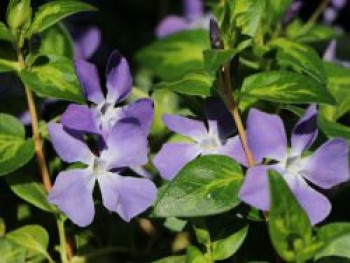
[57,217,69,263]
[302,0,329,32]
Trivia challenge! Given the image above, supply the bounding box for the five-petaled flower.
[238,105,349,224]
[48,121,157,227]
[156,0,211,38]
[153,99,244,180]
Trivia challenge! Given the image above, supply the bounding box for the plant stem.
[17,48,73,261]
[220,62,255,168]
[303,0,329,31]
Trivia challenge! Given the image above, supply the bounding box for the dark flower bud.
[209,18,224,50]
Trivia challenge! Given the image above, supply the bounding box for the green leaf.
[0,22,14,42]
[203,49,237,74]
[39,23,74,58]
[266,0,291,27]
[0,239,26,263]
[186,246,207,263]
[154,71,214,97]
[212,226,248,261]
[5,168,57,213]
[316,223,350,260]
[194,226,211,245]
[240,71,335,105]
[318,117,350,142]
[268,170,322,262]
[29,0,96,35]
[0,59,20,72]
[153,255,186,263]
[6,225,52,262]
[136,30,210,81]
[321,62,350,120]
[232,0,266,37]
[270,38,327,84]
[0,114,35,176]
[20,55,84,103]
[153,155,244,217]
[163,217,187,232]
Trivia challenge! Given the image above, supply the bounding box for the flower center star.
[199,134,221,155]
[97,103,121,130]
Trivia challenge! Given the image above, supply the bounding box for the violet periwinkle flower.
[156,0,211,38]
[238,105,349,224]
[153,99,244,180]
[61,50,154,141]
[323,40,350,68]
[71,26,101,60]
[48,121,157,227]
[323,0,347,24]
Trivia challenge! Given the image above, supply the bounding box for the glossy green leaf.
[321,62,350,120]
[268,170,322,262]
[5,168,56,213]
[154,71,214,97]
[153,155,244,217]
[270,38,327,84]
[185,246,207,263]
[232,0,266,37]
[266,0,291,27]
[240,71,335,105]
[0,22,14,42]
[316,223,350,260]
[153,255,186,263]
[29,0,96,35]
[163,217,187,232]
[136,30,210,81]
[6,225,52,262]
[318,117,350,142]
[203,49,237,74]
[0,114,35,176]
[212,226,248,261]
[0,59,20,72]
[39,23,74,58]
[0,239,26,263]
[20,55,84,103]
[194,226,211,245]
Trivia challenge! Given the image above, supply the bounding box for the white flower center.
[199,134,221,154]
[96,103,121,131]
[280,154,303,175]
[92,158,108,176]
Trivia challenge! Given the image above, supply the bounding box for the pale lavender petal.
[156,15,189,38]
[74,27,101,60]
[101,120,148,169]
[217,135,248,166]
[239,165,270,211]
[301,138,349,189]
[331,0,346,9]
[61,104,99,134]
[74,59,104,104]
[115,176,157,221]
[184,0,203,21]
[153,143,201,180]
[286,175,331,224]
[246,109,287,162]
[48,169,95,227]
[105,50,133,104]
[323,40,337,61]
[291,105,318,156]
[48,123,94,165]
[97,171,120,212]
[130,166,153,179]
[323,7,337,24]
[163,114,207,141]
[120,98,154,135]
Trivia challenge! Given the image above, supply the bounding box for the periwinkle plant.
[1,0,350,262]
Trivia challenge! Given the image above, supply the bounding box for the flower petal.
[48,123,94,165]
[156,15,189,38]
[153,143,201,180]
[184,0,203,21]
[239,165,270,211]
[286,175,331,225]
[163,114,207,141]
[246,109,288,162]
[301,138,349,189]
[73,26,101,60]
[115,176,157,222]
[49,169,95,227]
[101,120,148,169]
[120,98,154,135]
[105,50,133,104]
[61,104,99,134]
[74,59,104,104]
[217,135,248,166]
[97,171,120,212]
[291,105,318,156]
[323,40,337,61]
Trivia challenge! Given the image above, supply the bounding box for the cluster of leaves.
[0,0,350,262]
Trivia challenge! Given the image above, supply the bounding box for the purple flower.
[323,0,347,24]
[48,121,157,227]
[323,40,350,68]
[282,1,303,26]
[61,50,154,140]
[156,0,211,38]
[72,26,101,60]
[238,105,349,224]
[153,99,245,180]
